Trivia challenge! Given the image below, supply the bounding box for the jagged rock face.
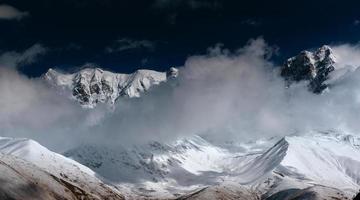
[43,65,178,108]
[281,45,336,93]
[167,67,179,78]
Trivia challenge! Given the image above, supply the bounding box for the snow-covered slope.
[19,62,360,199]
[43,64,178,108]
[250,132,360,198]
[177,183,258,200]
[0,136,124,200]
[0,153,90,200]
[64,136,234,198]
[276,133,360,189]
[64,132,360,199]
[176,132,360,200]
[177,183,351,200]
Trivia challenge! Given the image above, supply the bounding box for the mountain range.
[1,46,360,199]
[43,64,178,108]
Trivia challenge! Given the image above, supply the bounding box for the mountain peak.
[281,45,336,93]
[167,67,179,78]
[317,44,331,51]
[315,45,336,62]
[0,136,125,199]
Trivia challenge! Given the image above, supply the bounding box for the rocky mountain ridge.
[43,64,178,108]
[281,45,337,93]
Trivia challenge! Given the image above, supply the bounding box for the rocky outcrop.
[281,45,336,93]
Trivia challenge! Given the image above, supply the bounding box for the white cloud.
[0,67,86,150]
[0,44,47,68]
[0,4,29,20]
[96,38,360,144]
[332,44,360,69]
[105,38,155,53]
[3,38,360,152]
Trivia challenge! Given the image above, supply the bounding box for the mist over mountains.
[1,38,360,199]
[1,38,360,150]
[3,0,360,199]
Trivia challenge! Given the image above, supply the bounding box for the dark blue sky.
[1,0,360,77]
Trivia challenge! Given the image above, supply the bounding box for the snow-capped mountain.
[5,46,360,199]
[281,45,337,93]
[251,132,360,198]
[0,136,124,200]
[64,132,360,199]
[1,132,357,199]
[38,54,360,199]
[43,64,178,108]
[64,136,232,198]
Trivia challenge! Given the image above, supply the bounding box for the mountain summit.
[281,45,336,93]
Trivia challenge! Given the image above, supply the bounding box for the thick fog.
[1,38,360,151]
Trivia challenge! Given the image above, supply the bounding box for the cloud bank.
[0,4,29,20]
[2,38,360,151]
[0,44,47,69]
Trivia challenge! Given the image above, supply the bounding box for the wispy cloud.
[105,38,155,53]
[354,20,360,26]
[0,4,29,20]
[0,44,47,68]
[241,19,261,27]
[5,38,360,151]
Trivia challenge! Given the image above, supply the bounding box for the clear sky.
[1,0,360,76]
